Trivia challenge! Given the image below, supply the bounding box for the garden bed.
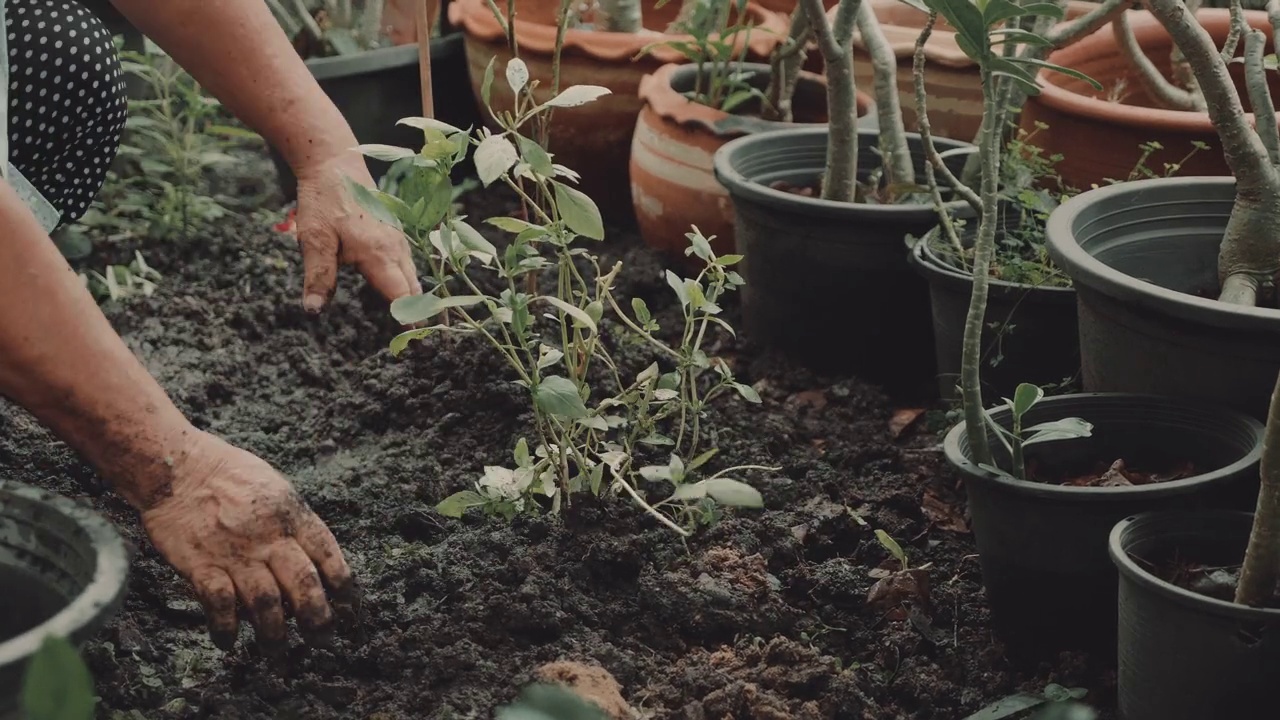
[0,153,1115,718]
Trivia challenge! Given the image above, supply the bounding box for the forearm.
[109,0,359,171]
[0,182,193,509]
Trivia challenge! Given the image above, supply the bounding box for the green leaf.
[496,682,610,720]
[1007,56,1103,91]
[961,693,1046,720]
[717,253,744,266]
[553,182,605,240]
[355,144,417,162]
[515,437,531,467]
[488,216,544,234]
[703,477,763,508]
[397,116,464,135]
[437,490,487,518]
[1011,383,1044,419]
[875,529,908,566]
[534,376,589,419]
[475,135,520,186]
[506,57,529,93]
[538,296,597,332]
[923,0,989,61]
[451,219,499,260]
[389,326,437,355]
[686,229,714,260]
[632,297,653,325]
[517,135,557,177]
[1023,417,1094,447]
[989,28,1053,48]
[21,635,95,720]
[481,57,496,107]
[732,383,761,403]
[665,270,689,307]
[343,177,402,231]
[390,293,485,325]
[398,167,453,231]
[577,416,609,431]
[543,85,612,108]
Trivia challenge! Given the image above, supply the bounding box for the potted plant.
[1045,2,1280,419]
[712,0,977,396]
[448,0,788,221]
[0,481,130,715]
[631,1,876,259]
[914,0,1265,658]
[1022,3,1280,190]
[265,0,479,199]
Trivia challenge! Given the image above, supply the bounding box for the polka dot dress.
[5,0,127,225]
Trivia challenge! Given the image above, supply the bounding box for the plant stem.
[803,0,862,202]
[914,12,973,258]
[1114,10,1202,111]
[856,1,913,189]
[959,70,1004,468]
[765,4,812,122]
[1236,371,1280,605]
[1245,30,1280,165]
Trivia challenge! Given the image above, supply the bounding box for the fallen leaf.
[866,568,931,613]
[921,485,969,533]
[889,408,926,439]
[786,390,828,412]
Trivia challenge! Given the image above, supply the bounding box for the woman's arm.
[0,181,356,651]
[108,0,423,311]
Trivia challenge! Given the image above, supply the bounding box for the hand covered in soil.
[139,431,359,654]
[293,150,423,313]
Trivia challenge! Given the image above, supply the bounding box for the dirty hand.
[139,431,359,653]
[293,149,423,313]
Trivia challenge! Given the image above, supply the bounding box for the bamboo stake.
[418,0,436,117]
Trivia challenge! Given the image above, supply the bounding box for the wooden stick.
[417,0,436,118]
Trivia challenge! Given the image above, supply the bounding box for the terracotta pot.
[631,62,873,260]
[755,0,839,16]
[1020,8,1280,191]
[802,0,1096,142]
[384,0,442,44]
[450,0,787,222]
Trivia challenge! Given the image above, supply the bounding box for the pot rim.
[638,62,866,138]
[1109,509,1280,621]
[1044,175,1280,331]
[1034,8,1273,133]
[449,0,786,63]
[712,125,976,220]
[303,34,464,80]
[0,482,130,666]
[943,392,1265,501]
[911,226,1077,298]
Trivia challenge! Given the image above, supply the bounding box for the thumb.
[300,225,340,314]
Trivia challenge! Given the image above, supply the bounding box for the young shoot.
[346,57,770,535]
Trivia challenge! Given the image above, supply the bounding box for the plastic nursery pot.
[712,126,976,398]
[269,32,479,201]
[1110,510,1280,720]
[908,208,1079,401]
[1044,176,1280,421]
[944,394,1263,658]
[0,481,130,717]
[1020,8,1280,192]
[631,62,875,262]
[449,0,787,223]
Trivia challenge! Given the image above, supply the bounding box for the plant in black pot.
[915,0,1266,659]
[1045,0,1280,420]
[712,0,979,398]
[1099,2,1280,718]
[266,0,478,199]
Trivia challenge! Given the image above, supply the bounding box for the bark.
[1236,372,1280,606]
[856,2,914,188]
[1115,9,1203,110]
[915,12,973,255]
[803,0,863,202]
[765,4,813,122]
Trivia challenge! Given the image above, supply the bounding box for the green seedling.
[979,383,1093,481]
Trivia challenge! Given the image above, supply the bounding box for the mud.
[0,157,1117,718]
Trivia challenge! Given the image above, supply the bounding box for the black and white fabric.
[5,0,126,226]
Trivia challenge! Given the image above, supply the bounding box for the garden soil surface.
[1,156,1116,719]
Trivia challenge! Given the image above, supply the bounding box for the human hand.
[293,150,423,313]
[139,431,359,654]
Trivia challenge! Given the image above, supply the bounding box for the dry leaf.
[889,408,926,439]
[867,568,931,613]
[921,485,969,533]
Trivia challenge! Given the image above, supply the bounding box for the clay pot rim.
[448,0,786,64]
[637,62,871,138]
[1035,8,1270,133]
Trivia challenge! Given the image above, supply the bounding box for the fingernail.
[303,294,324,314]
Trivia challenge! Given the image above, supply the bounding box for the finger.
[399,241,423,297]
[299,224,340,314]
[231,563,289,657]
[192,567,239,652]
[294,510,361,622]
[267,544,335,647]
[357,253,415,305]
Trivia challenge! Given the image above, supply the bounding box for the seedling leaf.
[534,376,589,419]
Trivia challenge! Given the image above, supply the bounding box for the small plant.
[21,634,96,720]
[977,383,1092,481]
[268,0,389,56]
[640,0,772,112]
[349,56,768,535]
[496,683,608,720]
[80,251,163,303]
[77,41,253,243]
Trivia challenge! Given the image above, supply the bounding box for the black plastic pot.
[0,482,130,717]
[944,394,1263,658]
[910,214,1078,400]
[1110,510,1280,720]
[713,126,976,398]
[1045,177,1280,420]
[269,33,479,200]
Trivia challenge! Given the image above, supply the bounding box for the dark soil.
[1026,457,1198,488]
[0,154,1118,719]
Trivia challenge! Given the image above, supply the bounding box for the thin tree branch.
[1114,9,1202,110]
[1245,29,1280,165]
[914,12,972,257]
[1045,0,1130,49]
[1235,370,1280,606]
[1222,0,1246,61]
[857,1,914,187]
